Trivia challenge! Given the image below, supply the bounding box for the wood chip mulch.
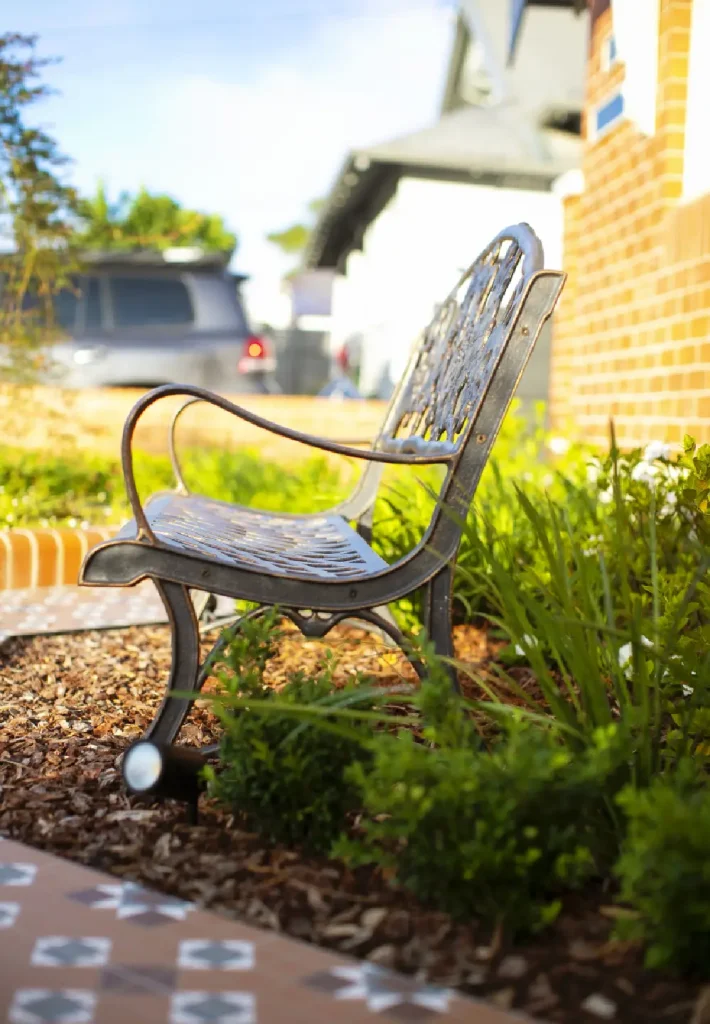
[0,622,706,1024]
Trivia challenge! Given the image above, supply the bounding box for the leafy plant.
[0,32,81,383]
[75,183,236,255]
[614,763,710,974]
[447,428,710,784]
[203,611,379,852]
[0,443,349,529]
[336,655,627,936]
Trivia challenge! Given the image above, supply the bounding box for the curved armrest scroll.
[122,384,453,542]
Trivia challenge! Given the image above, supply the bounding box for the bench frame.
[80,224,565,747]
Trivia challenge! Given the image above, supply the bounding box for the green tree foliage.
[75,183,237,255]
[266,197,324,260]
[0,33,81,381]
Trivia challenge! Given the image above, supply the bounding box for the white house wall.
[329,176,564,402]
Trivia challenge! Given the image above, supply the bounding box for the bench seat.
[115,493,388,582]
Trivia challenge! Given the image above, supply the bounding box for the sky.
[13,0,455,321]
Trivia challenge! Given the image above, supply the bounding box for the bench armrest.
[168,396,375,495]
[123,384,453,541]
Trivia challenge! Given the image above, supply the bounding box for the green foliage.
[266,197,324,263]
[75,183,236,255]
[366,416,710,781]
[0,444,349,529]
[336,655,627,936]
[614,764,710,974]
[0,33,81,382]
[203,611,377,852]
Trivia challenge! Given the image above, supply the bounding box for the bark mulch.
[0,622,706,1024]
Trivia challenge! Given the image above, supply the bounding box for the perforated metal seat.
[116,493,387,582]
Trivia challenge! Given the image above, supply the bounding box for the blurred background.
[6,0,706,452]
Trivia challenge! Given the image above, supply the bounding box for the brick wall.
[0,527,114,589]
[549,0,710,447]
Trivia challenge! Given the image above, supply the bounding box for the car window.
[21,285,79,330]
[109,276,193,328]
[83,277,103,332]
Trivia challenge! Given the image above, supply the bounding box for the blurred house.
[549,0,710,447]
[304,0,588,404]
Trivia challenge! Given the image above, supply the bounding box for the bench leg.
[143,580,202,746]
[423,565,459,693]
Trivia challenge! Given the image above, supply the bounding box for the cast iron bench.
[80,223,565,747]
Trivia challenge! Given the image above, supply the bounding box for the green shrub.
[614,764,710,974]
[446,430,710,781]
[336,662,627,936]
[0,443,348,528]
[203,612,376,853]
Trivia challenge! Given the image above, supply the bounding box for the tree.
[75,183,237,255]
[266,198,324,262]
[0,33,81,382]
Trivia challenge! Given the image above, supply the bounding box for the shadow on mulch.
[0,623,704,1024]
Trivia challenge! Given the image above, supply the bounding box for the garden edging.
[0,526,114,590]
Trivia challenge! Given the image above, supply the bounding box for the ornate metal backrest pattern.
[377,224,543,455]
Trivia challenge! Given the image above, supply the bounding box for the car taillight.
[246,336,266,359]
[238,335,275,374]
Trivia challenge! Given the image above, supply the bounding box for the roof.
[305,104,581,271]
[305,0,588,272]
[81,248,235,272]
[508,1,587,66]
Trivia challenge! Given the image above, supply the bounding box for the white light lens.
[123,742,163,792]
[73,347,102,365]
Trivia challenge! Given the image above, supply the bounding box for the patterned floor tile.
[178,939,255,971]
[31,936,112,968]
[67,881,194,926]
[169,991,256,1024]
[0,838,524,1024]
[304,963,453,1018]
[0,582,167,642]
[9,989,96,1024]
[115,882,195,926]
[0,863,38,886]
[0,901,21,928]
[99,963,177,994]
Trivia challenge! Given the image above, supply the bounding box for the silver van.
[18,249,277,393]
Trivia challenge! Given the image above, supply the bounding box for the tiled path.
[0,582,168,645]
[0,838,525,1024]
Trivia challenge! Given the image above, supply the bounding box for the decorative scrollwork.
[381,223,543,451]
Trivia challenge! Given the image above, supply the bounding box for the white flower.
[659,491,678,517]
[618,636,653,678]
[586,460,601,484]
[598,487,614,505]
[682,684,694,697]
[547,437,570,456]
[631,461,659,486]
[582,534,604,556]
[515,634,538,656]
[643,441,673,462]
[664,463,683,483]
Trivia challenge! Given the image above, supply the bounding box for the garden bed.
[0,622,703,1024]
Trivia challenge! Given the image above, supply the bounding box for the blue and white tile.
[0,901,21,929]
[178,939,255,971]
[170,991,256,1024]
[8,989,96,1024]
[0,863,37,886]
[31,936,112,968]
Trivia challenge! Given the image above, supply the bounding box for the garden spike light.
[122,740,207,825]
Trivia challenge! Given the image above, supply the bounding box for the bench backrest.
[365,222,565,567]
